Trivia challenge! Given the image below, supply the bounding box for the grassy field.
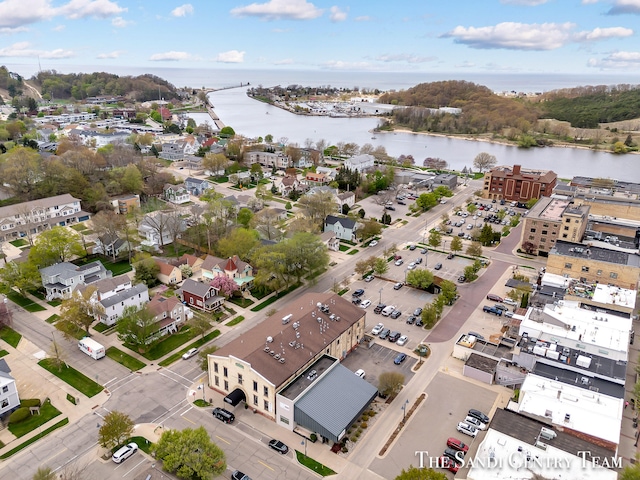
[38,359,104,397]
[0,350,8,358]
[295,451,336,476]
[0,418,69,459]
[0,327,22,348]
[8,401,62,438]
[157,329,221,367]
[93,322,110,333]
[136,327,198,361]
[9,239,28,247]
[227,296,254,308]
[128,436,154,454]
[5,291,46,312]
[105,347,146,371]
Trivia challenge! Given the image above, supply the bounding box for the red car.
[394,254,402,260]
[439,456,460,473]
[447,437,469,453]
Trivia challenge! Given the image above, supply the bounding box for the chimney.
[513,165,521,175]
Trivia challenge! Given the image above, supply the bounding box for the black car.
[444,447,465,462]
[390,310,402,319]
[379,328,391,340]
[458,275,466,283]
[232,471,252,480]
[415,318,424,327]
[374,304,386,314]
[406,315,416,325]
[409,244,417,250]
[468,409,490,424]
[388,331,401,342]
[434,263,442,270]
[385,205,396,211]
[352,289,365,297]
[447,253,454,259]
[420,248,428,254]
[352,297,362,305]
[268,439,289,454]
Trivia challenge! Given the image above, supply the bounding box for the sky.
[2,0,640,76]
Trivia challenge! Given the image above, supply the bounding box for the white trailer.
[78,337,105,360]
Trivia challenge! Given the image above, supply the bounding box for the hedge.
[9,407,30,424]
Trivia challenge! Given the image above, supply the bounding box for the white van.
[78,337,105,360]
[381,305,396,316]
[112,442,138,463]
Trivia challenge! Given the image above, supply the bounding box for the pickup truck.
[482,305,503,316]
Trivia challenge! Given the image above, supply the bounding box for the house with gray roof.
[184,177,212,196]
[343,153,374,173]
[77,275,149,326]
[177,278,225,312]
[324,215,357,242]
[40,261,111,301]
[0,359,20,416]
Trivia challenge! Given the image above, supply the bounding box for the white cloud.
[444,22,574,50]
[0,41,74,58]
[274,58,294,65]
[376,53,436,64]
[0,26,28,34]
[149,51,192,61]
[575,26,633,40]
[329,6,347,22]
[354,15,372,21]
[582,0,599,4]
[230,0,323,20]
[500,0,549,5]
[322,60,380,70]
[589,51,640,68]
[214,50,245,63]
[111,16,132,28]
[0,0,125,28]
[171,4,194,17]
[607,0,640,14]
[97,50,125,59]
[52,24,66,31]
[455,61,476,68]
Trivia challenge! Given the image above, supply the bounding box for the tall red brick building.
[482,164,557,201]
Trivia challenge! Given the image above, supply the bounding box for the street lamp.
[301,438,307,457]
[379,288,383,305]
[402,399,409,422]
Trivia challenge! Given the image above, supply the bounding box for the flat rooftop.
[550,240,640,267]
[533,362,625,399]
[469,426,617,480]
[518,374,622,445]
[530,197,569,221]
[591,283,637,310]
[279,356,337,400]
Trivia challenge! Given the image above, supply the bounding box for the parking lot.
[391,247,474,284]
[370,372,498,479]
[341,342,416,393]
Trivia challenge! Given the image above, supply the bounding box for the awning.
[224,388,246,406]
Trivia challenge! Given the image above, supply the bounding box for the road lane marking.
[182,415,196,425]
[123,458,146,477]
[43,447,67,465]
[216,435,230,445]
[258,461,275,471]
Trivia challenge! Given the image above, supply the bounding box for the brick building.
[483,165,557,201]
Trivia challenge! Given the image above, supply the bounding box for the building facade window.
[581,266,589,272]
[263,386,269,396]
[564,263,572,269]
[223,367,228,378]
[253,381,258,392]
[610,272,618,279]
[224,380,229,391]
[253,395,258,405]
[238,374,243,385]
[597,270,602,276]
[214,376,219,387]
[214,363,218,373]
[264,400,270,411]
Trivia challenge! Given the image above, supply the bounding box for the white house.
[147,295,188,338]
[344,154,375,173]
[77,275,149,326]
[245,151,292,170]
[0,360,20,416]
[163,184,191,204]
[40,261,112,301]
[324,215,358,242]
[138,212,187,249]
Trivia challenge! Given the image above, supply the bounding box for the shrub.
[361,413,369,421]
[66,393,77,405]
[9,407,30,424]
[360,422,368,429]
[20,399,41,408]
[310,433,317,443]
[351,435,358,443]
[341,445,348,453]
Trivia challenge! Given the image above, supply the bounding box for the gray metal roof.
[40,262,77,277]
[100,283,148,308]
[294,364,377,440]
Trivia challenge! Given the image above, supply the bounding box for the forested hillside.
[378,80,538,134]
[30,70,181,102]
[536,85,640,128]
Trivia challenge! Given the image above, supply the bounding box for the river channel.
[191,88,640,180]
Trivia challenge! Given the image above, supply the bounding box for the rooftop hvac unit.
[293,322,299,329]
[282,314,293,324]
[279,358,285,363]
[266,336,273,343]
[264,347,270,352]
[540,427,557,440]
[535,441,548,450]
[289,341,296,347]
[274,354,280,360]
[329,314,335,321]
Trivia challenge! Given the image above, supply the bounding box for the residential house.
[316,166,337,181]
[138,212,187,249]
[0,194,90,243]
[77,275,149,326]
[0,359,20,416]
[201,255,255,291]
[40,261,112,301]
[178,278,225,312]
[181,135,201,156]
[155,258,183,285]
[343,154,375,173]
[182,155,204,171]
[337,191,356,211]
[320,231,340,252]
[324,215,358,242]
[276,175,302,196]
[158,107,172,122]
[67,128,128,148]
[163,184,190,204]
[184,177,212,196]
[113,194,140,214]
[159,143,184,161]
[171,253,204,279]
[229,171,252,186]
[147,295,188,338]
[304,172,328,186]
[245,151,291,170]
[94,233,129,258]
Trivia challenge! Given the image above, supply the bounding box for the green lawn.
[45,314,59,324]
[227,296,255,308]
[0,350,8,358]
[347,249,360,255]
[70,224,88,232]
[226,316,245,326]
[137,327,198,361]
[5,291,46,312]
[28,289,46,301]
[157,329,221,367]
[9,239,28,247]
[338,245,350,252]
[8,400,62,438]
[250,283,301,312]
[0,418,69,459]
[38,359,104,397]
[0,327,22,348]
[106,347,146,371]
[128,436,154,455]
[93,322,110,333]
[295,451,336,476]
[47,299,62,307]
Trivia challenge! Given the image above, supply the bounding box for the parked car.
[397,200,406,205]
[393,282,404,290]
[434,263,442,270]
[494,304,508,312]
[465,415,487,430]
[447,253,454,259]
[268,439,289,454]
[379,328,391,340]
[503,298,518,307]
[360,299,372,309]
[394,352,407,364]
[439,456,460,473]
[414,257,422,264]
[231,471,252,480]
[486,293,503,302]
[413,307,423,316]
[406,315,416,325]
[444,447,466,462]
[483,305,503,316]
[388,331,401,342]
[390,310,402,319]
[456,422,478,438]
[182,347,199,360]
[112,443,138,463]
[409,244,417,250]
[457,232,465,237]
[396,335,408,346]
[381,305,396,316]
[420,248,428,254]
[415,318,424,327]
[385,205,396,211]
[353,289,365,297]
[457,275,466,283]
[447,437,470,453]
[355,369,366,378]
[364,275,374,282]
[371,323,384,335]
[468,409,490,425]
[374,303,386,314]
[406,262,416,270]
[394,254,402,260]
[394,259,404,266]
[352,297,362,305]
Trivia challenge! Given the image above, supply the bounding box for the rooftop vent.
[274,353,280,360]
[279,358,285,363]
[282,314,293,324]
[264,346,270,352]
[266,336,273,343]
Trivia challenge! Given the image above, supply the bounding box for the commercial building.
[520,197,590,255]
[482,165,557,201]
[208,293,369,440]
[547,240,640,289]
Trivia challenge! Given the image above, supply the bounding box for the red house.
[178,278,225,312]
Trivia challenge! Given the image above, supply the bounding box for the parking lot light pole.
[379,288,383,305]
[402,399,409,422]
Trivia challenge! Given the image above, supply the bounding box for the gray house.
[40,261,112,301]
[433,173,458,190]
[184,177,212,196]
[324,215,357,242]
